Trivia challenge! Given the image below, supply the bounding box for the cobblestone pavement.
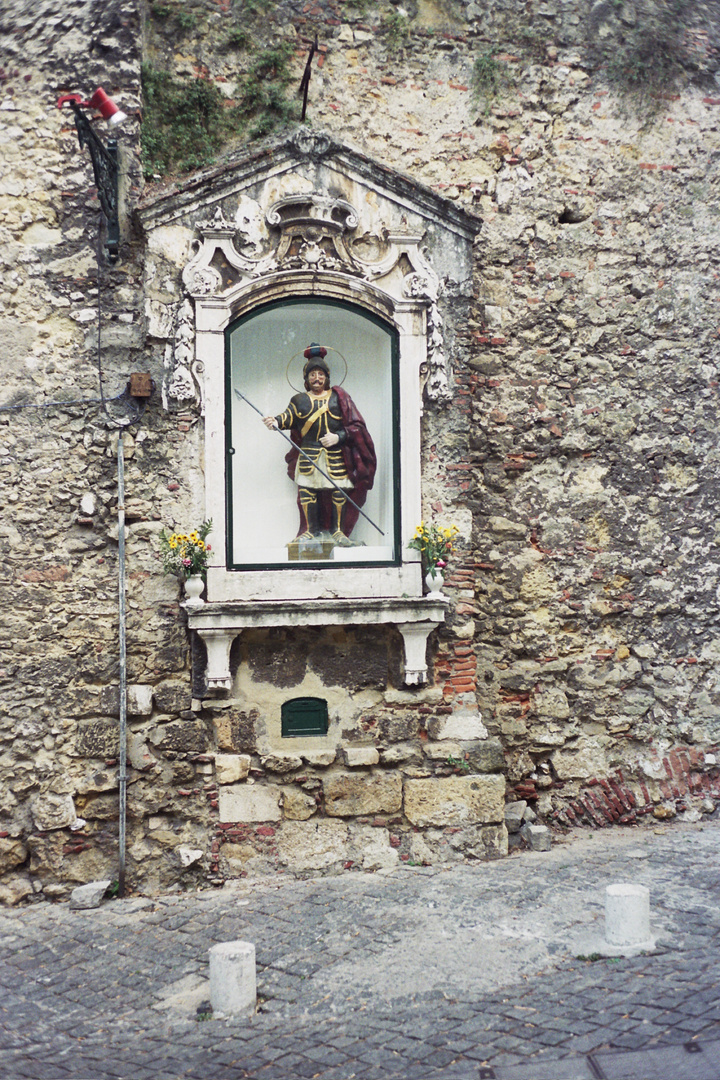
[1,820,720,1080]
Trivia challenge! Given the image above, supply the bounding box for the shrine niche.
[137,131,479,689]
[230,307,395,569]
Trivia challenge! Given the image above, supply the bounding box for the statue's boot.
[331,493,355,546]
[298,490,320,539]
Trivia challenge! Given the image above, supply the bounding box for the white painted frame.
[196,271,427,603]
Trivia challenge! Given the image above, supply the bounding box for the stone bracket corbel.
[195,628,237,691]
[396,621,441,686]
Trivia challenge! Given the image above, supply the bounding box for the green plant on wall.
[471,47,507,114]
[234,0,275,12]
[236,42,299,138]
[225,25,251,50]
[589,0,701,110]
[345,0,372,15]
[383,9,410,52]
[150,1,200,35]
[141,64,233,178]
[515,23,548,60]
[141,41,299,179]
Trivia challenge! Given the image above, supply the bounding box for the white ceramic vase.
[183,574,205,607]
[425,567,445,597]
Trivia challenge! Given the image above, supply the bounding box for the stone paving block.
[426,1064,478,1079]
[593,1039,720,1080]
[2,825,720,1080]
[493,1058,597,1079]
[676,1016,715,1032]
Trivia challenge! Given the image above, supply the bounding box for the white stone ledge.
[187,595,447,630]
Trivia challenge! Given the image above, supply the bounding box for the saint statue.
[263,343,376,551]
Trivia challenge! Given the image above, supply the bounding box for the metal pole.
[117,431,127,896]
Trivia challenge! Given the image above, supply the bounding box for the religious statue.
[262,343,376,555]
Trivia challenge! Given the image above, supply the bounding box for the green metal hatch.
[281,697,329,738]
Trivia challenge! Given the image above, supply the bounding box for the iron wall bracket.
[70,101,120,262]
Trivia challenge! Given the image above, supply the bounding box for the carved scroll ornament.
[179,193,452,404]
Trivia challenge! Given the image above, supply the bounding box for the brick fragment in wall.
[550,753,720,827]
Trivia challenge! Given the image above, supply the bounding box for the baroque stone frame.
[161,145,479,691]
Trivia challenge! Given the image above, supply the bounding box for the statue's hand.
[263,416,278,430]
[320,432,339,448]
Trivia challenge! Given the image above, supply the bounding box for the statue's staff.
[234,389,385,536]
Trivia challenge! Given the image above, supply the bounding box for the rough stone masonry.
[1,0,720,903]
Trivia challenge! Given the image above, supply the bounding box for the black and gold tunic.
[275,389,352,490]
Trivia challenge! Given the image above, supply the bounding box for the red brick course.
[543,750,720,828]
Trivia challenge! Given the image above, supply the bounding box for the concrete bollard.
[209,940,256,1017]
[605,883,652,949]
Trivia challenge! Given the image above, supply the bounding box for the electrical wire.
[0,392,125,413]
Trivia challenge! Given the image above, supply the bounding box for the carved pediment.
[141,132,480,411]
[171,190,453,407]
[182,192,432,296]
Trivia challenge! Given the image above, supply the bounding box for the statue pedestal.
[287,536,336,562]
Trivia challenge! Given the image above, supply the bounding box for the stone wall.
[2,0,720,903]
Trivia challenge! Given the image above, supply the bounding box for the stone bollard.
[209,940,256,1017]
[605,883,653,951]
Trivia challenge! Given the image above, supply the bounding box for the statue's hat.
[303,342,330,378]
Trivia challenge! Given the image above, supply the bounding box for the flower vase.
[183,574,205,608]
[425,567,445,597]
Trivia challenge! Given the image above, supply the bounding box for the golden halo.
[285,346,348,392]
